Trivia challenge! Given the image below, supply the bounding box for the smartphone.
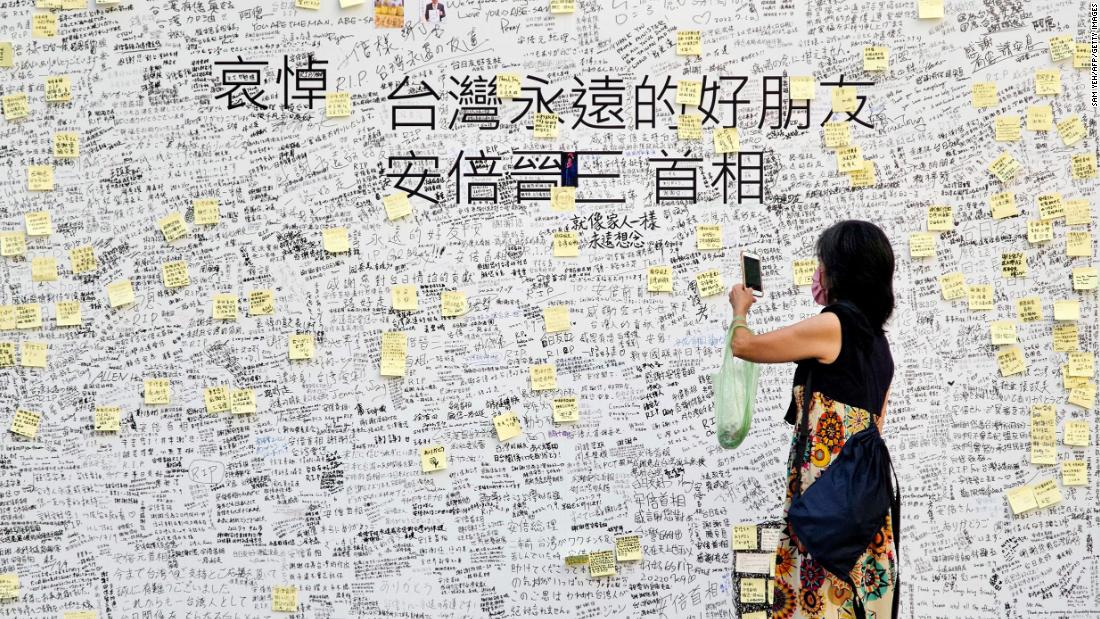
[741,252,764,298]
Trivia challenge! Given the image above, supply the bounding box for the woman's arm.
[730,312,842,364]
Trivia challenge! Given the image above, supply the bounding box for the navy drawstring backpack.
[785,302,901,619]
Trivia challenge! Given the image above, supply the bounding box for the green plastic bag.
[712,322,760,449]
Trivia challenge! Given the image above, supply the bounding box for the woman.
[727,220,897,619]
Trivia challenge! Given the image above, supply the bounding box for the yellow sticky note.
[440,290,468,317]
[106,279,134,307]
[696,270,723,297]
[55,300,81,326]
[552,231,579,257]
[248,289,274,316]
[1015,296,1042,322]
[831,86,856,113]
[1054,300,1080,321]
[1072,266,1098,290]
[54,131,79,158]
[325,91,351,117]
[996,346,1026,376]
[1049,34,1074,61]
[1064,420,1090,447]
[1068,352,1094,378]
[144,378,170,405]
[530,363,557,391]
[1027,220,1053,244]
[549,0,575,13]
[0,232,25,257]
[1061,461,1087,486]
[383,192,411,220]
[1038,192,1064,219]
[790,76,815,100]
[204,386,230,413]
[1029,404,1056,465]
[340,0,365,7]
[289,334,315,360]
[926,205,953,231]
[731,524,757,550]
[615,535,642,562]
[550,186,576,212]
[971,82,996,107]
[1034,69,1061,95]
[230,388,256,414]
[15,304,42,329]
[1063,364,1089,389]
[676,80,702,106]
[967,284,993,311]
[45,75,71,102]
[1056,114,1086,146]
[496,73,521,98]
[3,93,29,121]
[677,114,702,140]
[564,554,588,567]
[863,46,888,71]
[1069,381,1096,410]
[63,612,97,619]
[917,0,943,18]
[990,320,1016,345]
[94,406,120,432]
[1075,42,1090,68]
[938,272,965,300]
[31,256,57,282]
[988,192,1017,219]
[10,409,40,438]
[1006,484,1037,515]
[1067,231,1091,257]
[994,115,1020,142]
[740,578,767,604]
[0,42,12,68]
[822,121,850,148]
[323,227,349,253]
[1065,199,1091,226]
[713,127,739,154]
[647,266,672,292]
[696,224,722,250]
[543,305,570,332]
[193,198,220,225]
[20,341,47,368]
[835,145,863,173]
[552,396,579,423]
[0,306,14,330]
[158,212,189,243]
[1000,252,1027,278]
[0,574,18,599]
[1026,105,1052,131]
[27,165,54,191]
[380,331,407,376]
[849,161,876,188]
[296,0,320,8]
[987,151,1021,183]
[588,550,616,578]
[1071,153,1097,180]
[161,261,190,288]
[419,444,447,472]
[25,211,52,236]
[272,585,298,612]
[676,30,701,56]
[1032,479,1062,508]
[32,13,58,38]
[211,294,238,320]
[391,284,418,310]
[493,411,522,441]
[533,112,559,138]
[908,232,935,258]
[1053,323,1079,352]
[0,343,12,367]
[793,259,817,286]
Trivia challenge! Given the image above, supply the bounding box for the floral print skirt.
[772,387,896,619]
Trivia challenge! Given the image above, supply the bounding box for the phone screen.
[743,256,763,293]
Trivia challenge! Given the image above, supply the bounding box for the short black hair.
[815,219,895,331]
